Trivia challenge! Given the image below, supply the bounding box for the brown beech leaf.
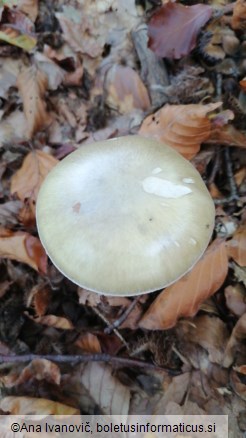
[1,359,61,387]
[0,228,47,274]
[139,102,221,159]
[208,124,246,148]
[226,227,246,267]
[240,77,246,91]
[223,313,246,367]
[106,65,150,113]
[16,65,51,137]
[11,150,58,215]
[139,239,228,330]
[17,0,39,23]
[231,0,246,30]
[148,3,212,59]
[225,284,246,317]
[0,396,79,414]
[31,314,74,330]
[177,315,229,364]
[75,333,101,353]
[0,6,36,51]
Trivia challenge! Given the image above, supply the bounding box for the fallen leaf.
[0,57,22,99]
[148,3,212,59]
[1,359,61,387]
[17,0,39,23]
[32,285,51,317]
[0,6,36,51]
[230,369,246,400]
[0,396,79,414]
[34,51,65,90]
[75,333,101,353]
[17,65,51,137]
[155,373,191,413]
[31,314,74,330]
[0,200,22,227]
[0,110,27,146]
[139,239,228,330]
[80,362,130,415]
[231,0,246,30]
[139,102,221,159]
[0,228,47,274]
[234,167,246,187]
[55,6,104,58]
[223,313,246,367]
[208,124,246,148]
[240,77,246,91]
[233,264,246,287]
[225,284,246,317]
[10,150,58,216]
[177,315,229,364]
[226,227,246,267]
[106,64,150,113]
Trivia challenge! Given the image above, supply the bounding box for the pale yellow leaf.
[0,396,79,414]
[80,362,130,415]
[32,314,74,330]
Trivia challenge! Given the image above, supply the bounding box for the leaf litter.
[0,0,245,434]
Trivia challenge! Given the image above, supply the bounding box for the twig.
[0,354,180,374]
[207,150,221,185]
[93,307,129,350]
[214,147,239,204]
[104,296,141,334]
[131,24,169,109]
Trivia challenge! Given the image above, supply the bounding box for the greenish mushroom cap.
[36,136,215,296]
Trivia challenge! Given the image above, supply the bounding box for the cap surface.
[36,136,215,296]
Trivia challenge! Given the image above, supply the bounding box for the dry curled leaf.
[75,333,101,353]
[106,64,150,113]
[223,313,246,367]
[80,362,130,415]
[11,150,58,216]
[139,102,221,159]
[17,65,51,137]
[148,3,212,59]
[0,228,47,274]
[0,396,79,414]
[240,77,246,91]
[178,315,229,365]
[231,0,246,30]
[208,124,246,148]
[225,284,246,317]
[0,6,36,51]
[139,239,228,330]
[31,314,74,330]
[1,359,61,387]
[17,0,39,23]
[226,227,246,267]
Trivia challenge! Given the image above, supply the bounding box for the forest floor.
[0,0,245,437]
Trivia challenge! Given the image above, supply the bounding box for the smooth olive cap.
[36,136,215,296]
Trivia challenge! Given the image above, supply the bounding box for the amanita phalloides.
[36,136,215,296]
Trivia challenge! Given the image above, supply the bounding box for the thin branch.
[214,147,239,204]
[104,296,141,334]
[93,307,129,350]
[0,354,180,375]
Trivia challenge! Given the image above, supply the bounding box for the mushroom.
[36,136,215,296]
